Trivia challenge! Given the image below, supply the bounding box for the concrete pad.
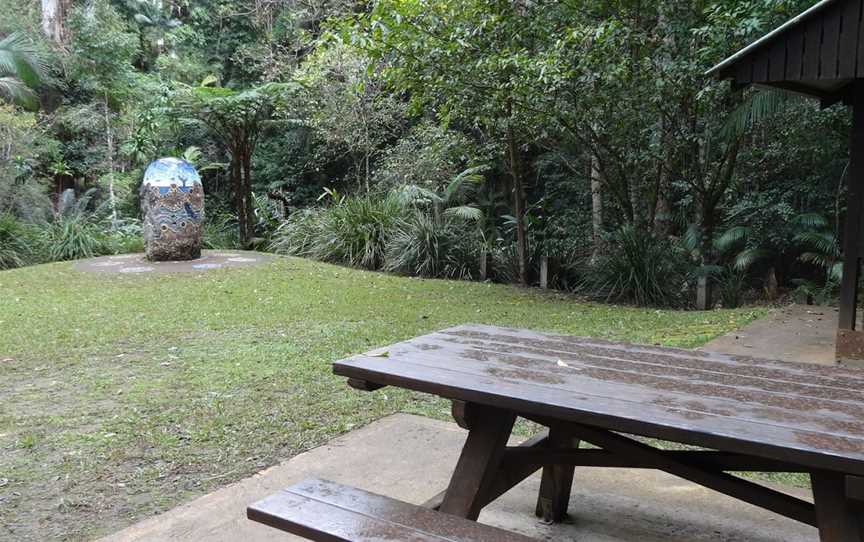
[73,250,274,275]
[100,414,817,542]
[701,304,837,365]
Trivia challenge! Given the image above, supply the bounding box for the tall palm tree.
[0,33,47,110]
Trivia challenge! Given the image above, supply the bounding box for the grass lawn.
[0,254,765,541]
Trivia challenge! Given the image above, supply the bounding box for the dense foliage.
[0,0,851,308]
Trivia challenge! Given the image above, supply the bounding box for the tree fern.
[0,33,47,109]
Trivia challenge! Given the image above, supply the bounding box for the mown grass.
[0,254,765,541]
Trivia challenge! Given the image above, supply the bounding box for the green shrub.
[41,216,107,261]
[0,213,35,269]
[577,225,692,308]
[490,236,539,284]
[269,208,324,257]
[203,213,241,250]
[384,212,481,279]
[271,194,405,270]
[715,269,747,309]
[318,194,404,269]
[39,189,110,262]
[108,219,144,254]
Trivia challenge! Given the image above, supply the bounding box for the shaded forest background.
[0,0,852,308]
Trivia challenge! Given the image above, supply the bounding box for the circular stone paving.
[74,250,274,275]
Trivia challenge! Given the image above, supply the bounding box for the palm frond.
[394,184,441,206]
[795,231,840,257]
[0,32,47,89]
[680,223,702,254]
[732,247,769,271]
[0,76,37,109]
[443,165,486,203]
[719,89,795,141]
[714,225,749,252]
[791,212,829,229]
[800,251,831,267]
[444,205,483,222]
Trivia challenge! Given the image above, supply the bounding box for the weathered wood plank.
[419,332,864,404]
[803,15,824,79]
[857,0,864,77]
[769,38,788,81]
[838,0,861,78]
[248,479,539,542]
[822,7,844,78]
[335,354,864,475]
[333,325,864,475]
[440,325,864,387]
[753,52,771,82]
[787,30,806,80]
[368,337,864,440]
[736,57,755,85]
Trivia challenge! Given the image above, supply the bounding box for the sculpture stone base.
[145,226,203,261]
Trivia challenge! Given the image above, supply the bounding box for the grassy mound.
[0,255,762,541]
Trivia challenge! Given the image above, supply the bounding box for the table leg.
[439,404,516,521]
[535,425,579,523]
[812,471,862,542]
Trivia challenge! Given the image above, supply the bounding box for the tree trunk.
[696,203,716,310]
[654,5,674,237]
[590,152,604,257]
[104,93,117,225]
[231,156,247,248]
[41,0,70,44]
[654,164,672,237]
[507,119,528,286]
[237,151,255,248]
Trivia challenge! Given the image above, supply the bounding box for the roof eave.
[706,0,838,78]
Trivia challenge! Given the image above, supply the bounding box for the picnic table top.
[333,324,864,476]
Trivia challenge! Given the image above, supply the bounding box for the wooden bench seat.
[247,478,538,542]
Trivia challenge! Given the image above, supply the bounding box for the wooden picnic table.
[333,324,864,542]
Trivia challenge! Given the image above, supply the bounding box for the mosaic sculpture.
[141,158,205,261]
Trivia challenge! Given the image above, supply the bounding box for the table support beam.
[439,404,516,520]
[535,425,579,523]
[501,447,808,472]
[812,470,863,542]
[566,423,817,527]
[424,430,549,511]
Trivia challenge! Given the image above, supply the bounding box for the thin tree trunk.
[231,156,246,246]
[654,163,672,236]
[590,152,604,257]
[104,93,117,225]
[695,202,716,311]
[507,117,528,286]
[654,5,674,237]
[238,151,255,248]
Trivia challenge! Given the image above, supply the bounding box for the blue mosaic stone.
[141,158,205,261]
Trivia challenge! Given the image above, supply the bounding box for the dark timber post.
[837,82,864,366]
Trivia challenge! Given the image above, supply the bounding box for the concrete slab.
[73,250,274,275]
[100,414,817,542]
[701,304,837,365]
